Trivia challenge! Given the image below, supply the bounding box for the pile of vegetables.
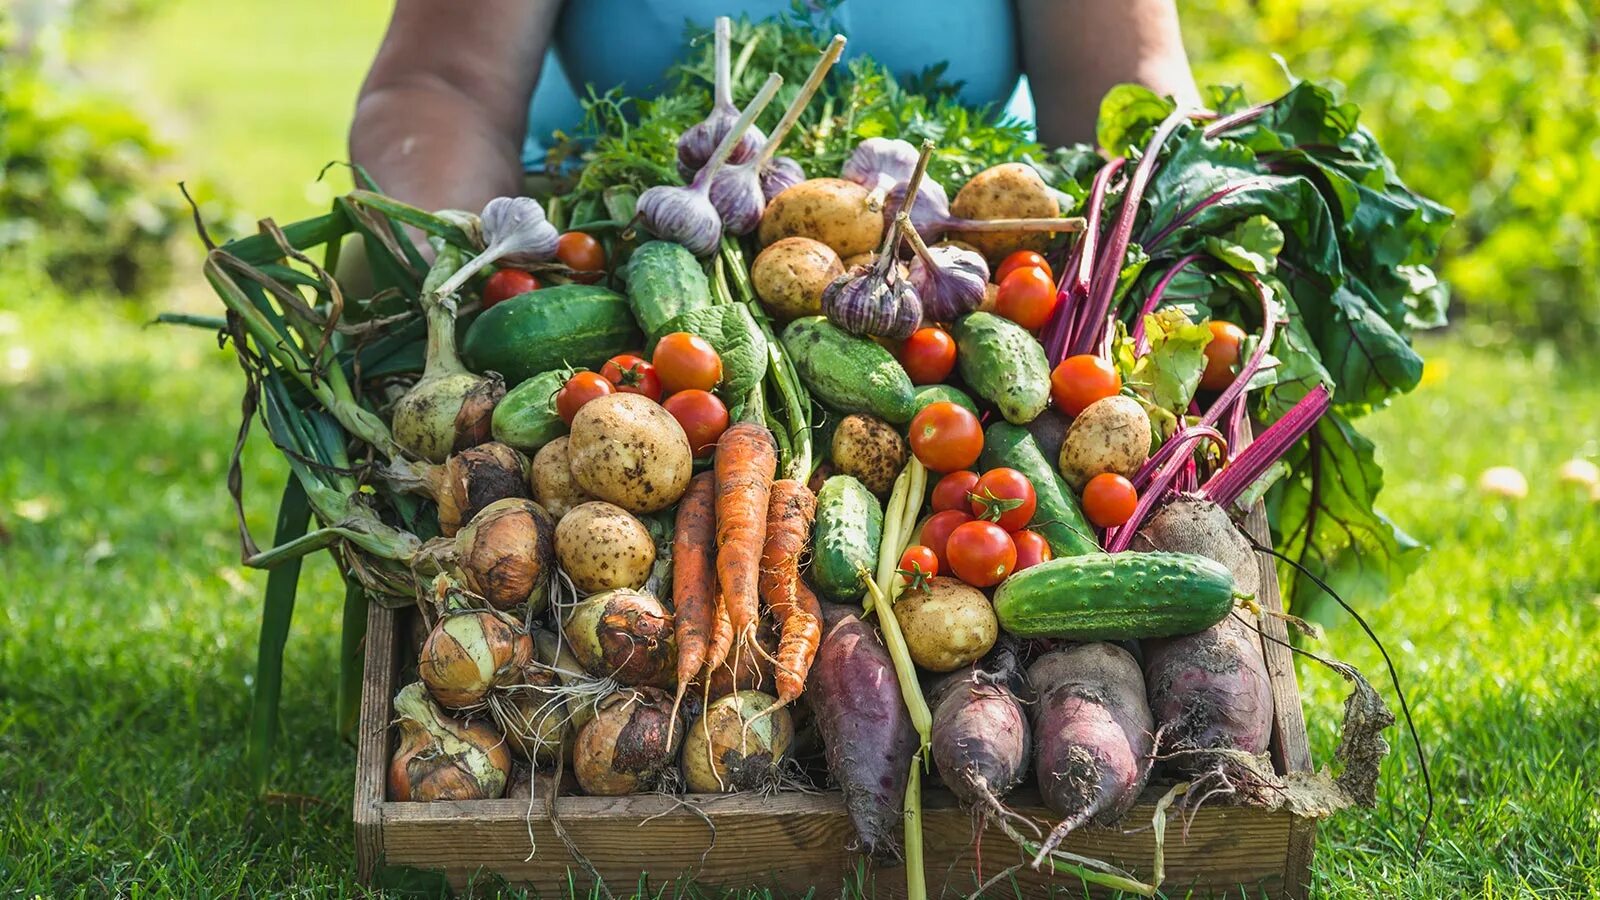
[190,11,1446,897]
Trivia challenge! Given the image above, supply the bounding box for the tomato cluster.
[903,465,1052,590]
[556,331,729,457]
[480,231,608,309]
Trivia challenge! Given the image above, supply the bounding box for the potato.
[829,413,907,496]
[567,393,692,514]
[751,237,844,321]
[555,501,656,593]
[530,436,591,519]
[758,178,884,259]
[1058,395,1152,491]
[893,577,997,672]
[949,163,1061,263]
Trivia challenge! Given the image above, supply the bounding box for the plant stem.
[754,34,845,167]
[690,73,785,192]
[1204,384,1331,508]
[904,756,927,900]
[946,215,1087,233]
[1130,252,1205,355]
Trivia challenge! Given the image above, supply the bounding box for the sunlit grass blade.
[336,577,367,744]
[248,473,312,794]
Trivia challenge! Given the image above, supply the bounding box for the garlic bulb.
[432,196,558,298]
[901,212,990,321]
[841,137,920,194]
[678,17,767,180]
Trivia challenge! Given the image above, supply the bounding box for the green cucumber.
[951,312,1051,424]
[810,475,883,601]
[980,422,1097,557]
[462,284,641,385]
[490,368,569,453]
[993,552,1237,640]
[782,317,916,423]
[625,241,711,340]
[913,384,979,417]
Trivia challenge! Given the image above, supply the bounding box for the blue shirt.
[522,0,1037,168]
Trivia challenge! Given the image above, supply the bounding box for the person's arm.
[350,0,562,214]
[1015,0,1199,147]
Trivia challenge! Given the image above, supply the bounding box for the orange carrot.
[759,479,821,704]
[773,583,823,704]
[668,471,717,727]
[706,589,734,675]
[714,423,777,642]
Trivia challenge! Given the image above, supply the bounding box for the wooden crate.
[354,504,1316,898]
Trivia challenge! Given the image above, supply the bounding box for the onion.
[388,682,511,801]
[453,497,555,612]
[562,588,677,688]
[418,605,532,709]
[574,687,682,795]
[391,271,504,463]
[490,635,569,764]
[388,441,531,537]
[677,17,768,180]
[681,690,793,793]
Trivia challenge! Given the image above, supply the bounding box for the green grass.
[3,1,1598,896]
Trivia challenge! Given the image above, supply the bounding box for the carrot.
[773,585,822,704]
[759,478,821,703]
[714,423,778,642]
[668,471,717,732]
[706,589,734,675]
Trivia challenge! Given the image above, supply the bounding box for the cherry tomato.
[995,266,1059,331]
[945,520,1016,588]
[1200,320,1247,391]
[969,467,1038,532]
[908,401,983,473]
[481,268,539,308]
[1011,529,1053,572]
[652,332,723,395]
[898,327,957,385]
[600,353,662,401]
[556,371,614,425]
[931,470,980,513]
[556,232,606,283]
[897,545,939,589]
[994,250,1053,286]
[662,389,730,458]
[1082,472,1139,528]
[919,509,974,573]
[1050,354,1122,417]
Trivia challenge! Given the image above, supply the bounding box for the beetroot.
[929,645,1030,818]
[808,603,918,861]
[1027,643,1153,861]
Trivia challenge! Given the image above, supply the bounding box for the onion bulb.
[562,588,677,688]
[388,682,511,801]
[574,687,681,795]
[452,497,554,612]
[681,690,793,793]
[389,441,530,537]
[418,605,532,709]
[490,638,568,764]
[391,281,504,463]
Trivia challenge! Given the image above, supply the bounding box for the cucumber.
[992,552,1237,640]
[951,312,1051,424]
[810,475,883,601]
[782,316,916,423]
[625,241,711,340]
[980,422,1097,557]
[491,368,569,453]
[913,384,979,417]
[462,284,642,385]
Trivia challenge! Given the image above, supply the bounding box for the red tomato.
[945,520,1017,588]
[898,327,957,385]
[556,232,606,283]
[1050,354,1122,417]
[908,401,983,473]
[662,389,729,458]
[995,266,1059,331]
[1082,472,1139,528]
[897,545,939,589]
[919,509,974,572]
[556,371,614,424]
[931,470,980,513]
[481,268,539,308]
[600,354,662,401]
[994,250,1053,286]
[969,467,1037,532]
[1200,320,1247,391]
[1011,529,1053,572]
[652,332,723,395]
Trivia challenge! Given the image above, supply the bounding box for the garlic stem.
[712,17,734,109]
[950,215,1088,233]
[754,34,846,168]
[690,72,785,191]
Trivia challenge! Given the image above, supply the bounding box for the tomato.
[652,332,723,395]
[556,232,606,283]
[908,401,983,473]
[931,470,980,513]
[945,520,1016,588]
[1050,354,1122,417]
[1081,472,1139,528]
[481,268,539,308]
[556,371,614,424]
[897,545,939,589]
[969,467,1037,532]
[1200,320,1247,391]
[1011,529,1053,572]
[898,327,957,385]
[995,266,1059,331]
[600,353,662,401]
[662,389,729,458]
[919,509,974,572]
[994,250,1053,286]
